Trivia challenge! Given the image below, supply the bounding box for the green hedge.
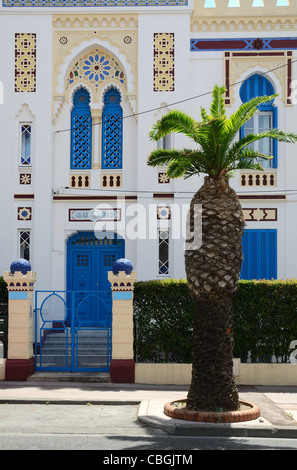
[0,277,8,304]
[133,280,194,363]
[133,279,297,364]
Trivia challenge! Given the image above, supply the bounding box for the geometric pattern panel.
[101,88,123,169]
[15,33,36,92]
[66,49,126,93]
[18,207,32,221]
[71,88,92,169]
[153,33,174,92]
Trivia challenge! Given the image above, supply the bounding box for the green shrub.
[133,279,297,364]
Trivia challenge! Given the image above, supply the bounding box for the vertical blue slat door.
[241,229,277,280]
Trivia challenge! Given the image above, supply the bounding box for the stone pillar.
[3,259,37,381]
[108,259,136,383]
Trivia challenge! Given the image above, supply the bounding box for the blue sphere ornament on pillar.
[10,259,31,275]
[112,258,133,275]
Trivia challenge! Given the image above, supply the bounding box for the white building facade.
[1,0,297,296]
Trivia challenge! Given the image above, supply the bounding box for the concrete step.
[28,371,110,382]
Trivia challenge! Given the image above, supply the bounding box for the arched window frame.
[101,87,123,170]
[239,74,278,169]
[70,87,92,170]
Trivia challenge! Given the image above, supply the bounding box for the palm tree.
[148,85,297,411]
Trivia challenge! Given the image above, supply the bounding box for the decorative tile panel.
[20,173,32,185]
[240,172,276,187]
[157,205,171,220]
[153,33,175,92]
[15,34,36,93]
[18,207,32,221]
[69,173,90,188]
[66,49,126,93]
[243,208,277,222]
[101,173,122,188]
[158,172,170,184]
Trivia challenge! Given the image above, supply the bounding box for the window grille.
[158,229,169,275]
[71,87,92,169]
[101,87,123,169]
[20,124,32,165]
[20,230,30,261]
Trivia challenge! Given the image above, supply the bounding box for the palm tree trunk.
[185,175,245,411]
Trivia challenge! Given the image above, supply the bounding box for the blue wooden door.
[67,232,125,326]
[240,229,277,280]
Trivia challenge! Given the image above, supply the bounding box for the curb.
[137,400,297,438]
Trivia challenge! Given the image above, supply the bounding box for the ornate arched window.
[240,74,278,168]
[101,87,123,169]
[71,87,92,169]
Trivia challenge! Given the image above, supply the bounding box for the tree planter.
[164,399,260,423]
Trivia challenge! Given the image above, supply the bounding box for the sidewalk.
[0,374,297,438]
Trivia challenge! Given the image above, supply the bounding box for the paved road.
[1,403,297,451]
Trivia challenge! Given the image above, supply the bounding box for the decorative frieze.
[240,172,276,187]
[5,0,186,6]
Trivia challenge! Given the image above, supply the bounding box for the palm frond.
[147,148,185,167]
[149,110,201,143]
[209,84,226,118]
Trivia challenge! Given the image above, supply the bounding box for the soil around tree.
[163,399,260,423]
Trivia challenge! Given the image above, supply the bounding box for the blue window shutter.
[101,87,123,169]
[71,88,92,170]
[241,229,277,280]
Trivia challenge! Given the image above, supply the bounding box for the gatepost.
[108,259,136,383]
[3,259,37,381]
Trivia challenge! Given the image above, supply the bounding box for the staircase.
[37,328,111,371]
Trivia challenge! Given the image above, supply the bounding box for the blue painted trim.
[113,291,132,300]
[9,291,28,300]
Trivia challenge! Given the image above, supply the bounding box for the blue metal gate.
[34,290,112,372]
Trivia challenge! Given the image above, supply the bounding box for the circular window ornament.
[123,36,132,44]
[59,36,68,45]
